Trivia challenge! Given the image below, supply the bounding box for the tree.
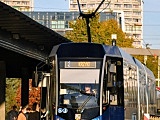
[133,55,158,78]
[6,78,21,114]
[146,56,158,78]
[16,79,41,108]
[65,13,133,47]
[101,19,133,47]
[28,79,41,107]
[6,78,41,114]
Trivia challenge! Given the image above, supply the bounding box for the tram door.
[102,57,124,120]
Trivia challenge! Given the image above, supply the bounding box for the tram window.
[110,94,118,105]
[109,64,116,73]
[107,63,117,87]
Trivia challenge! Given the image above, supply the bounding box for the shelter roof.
[0,1,70,61]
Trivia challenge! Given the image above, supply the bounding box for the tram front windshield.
[59,62,100,109]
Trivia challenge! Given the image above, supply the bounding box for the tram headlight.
[63,99,70,104]
[75,114,81,120]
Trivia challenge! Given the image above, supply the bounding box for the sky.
[34,0,69,11]
[34,0,160,49]
[143,0,160,49]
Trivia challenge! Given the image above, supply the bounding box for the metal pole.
[45,73,50,120]
[85,17,91,43]
[142,64,148,114]
[158,56,160,87]
[76,0,106,43]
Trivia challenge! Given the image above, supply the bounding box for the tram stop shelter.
[0,1,70,119]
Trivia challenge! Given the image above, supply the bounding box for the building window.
[133,4,139,8]
[65,14,72,20]
[114,4,121,8]
[133,11,141,16]
[52,15,56,20]
[72,4,76,8]
[124,4,132,8]
[125,25,133,31]
[58,21,65,29]
[81,4,86,8]
[125,11,132,16]
[133,18,141,23]
[16,1,20,5]
[51,20,65,29]
[51,21,57,29]
[134,26,141,31]
[125,18,132,22]
[88,4,95,8]
[57,14,64,20]
[65,21,69,28]
[133,34,141,39]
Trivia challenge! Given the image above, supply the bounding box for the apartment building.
[69,0,143,48]
[0,0,33,11]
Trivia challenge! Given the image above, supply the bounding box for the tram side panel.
[123,61,138,120]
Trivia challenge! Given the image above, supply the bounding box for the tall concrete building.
[69,0,143,48]
[0,0,33,11]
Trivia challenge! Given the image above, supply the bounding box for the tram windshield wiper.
[76,95,93,113]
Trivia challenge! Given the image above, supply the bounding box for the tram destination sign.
[65,61,96,68]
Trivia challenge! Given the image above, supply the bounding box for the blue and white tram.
[46,42,156,120]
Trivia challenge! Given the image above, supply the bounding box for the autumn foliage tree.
[134,55,158,78]
[65,13,133,47]
[17,79,41,108]
[6,78,41,114]
[28,79,41,107]
[6,78,21,114]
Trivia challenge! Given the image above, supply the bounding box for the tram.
[40,42,156,120]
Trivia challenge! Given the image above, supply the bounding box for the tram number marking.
[65,61,96,68]
[58,108,68,113]
[78,62,90,67]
